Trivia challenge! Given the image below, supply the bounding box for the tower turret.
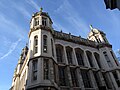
[28,8,54,58]
[88,25,109,44]
[27,8,56,90]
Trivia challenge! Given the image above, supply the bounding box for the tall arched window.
[43,35,47,53]
[86,51,94,67]
[75,48,84,66]
[66,46,73,64]
[94,52,101,68]
[34,17,39,26]
[56,44,63,63]
[34,36,38,54]
[42,17,47,26]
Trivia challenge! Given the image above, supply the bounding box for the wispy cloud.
[54,0,89,37]
[0,38,21,60]
[53,21,69,33]
[10,1,31,19]
[25,0,39,11]
[0,13,27,39]
[16,6,31,19]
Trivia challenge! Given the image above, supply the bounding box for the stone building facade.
[10,9,120,90]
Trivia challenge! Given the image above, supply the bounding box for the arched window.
[42,17,47,26]
[43,35,47,53]
[94,52,101,68]
[66,46,73,64]
[56,44,63,63]
[34,36,38,54]
[34,17,39,26]
[51,39,54,57]
[86,51,94,67]
[75,48,84,66]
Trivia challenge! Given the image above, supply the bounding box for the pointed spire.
[89,25,93,30]
[40,7,43,12]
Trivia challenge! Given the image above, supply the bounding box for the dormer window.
[42,17,47,26]
[34,17,39,26]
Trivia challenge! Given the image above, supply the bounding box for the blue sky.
[0,0,120,89]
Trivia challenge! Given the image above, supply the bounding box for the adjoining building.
[10,8,120,90]
[104,0,120,10]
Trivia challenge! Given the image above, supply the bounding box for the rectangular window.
[94,53,101,68]
[44,59,49,80]
[81,70,92,88]
[34,36,38,54]
[35,17,39,26]
[43,35,47,53]
[76,52,84,66]
[70,68,78,87]
[58,66,66,86]
[103,52,113,67]
[87,54,94,67]
[102,73,112,89]
[42,17,47,26]
[66,49,73,64]
[32,60,38,81]
[56,47,63,62]
[112,71,120,87]
[93,72,101,88]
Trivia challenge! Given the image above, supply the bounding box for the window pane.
[58,66,66,86]
[32,60,38,81]
[34,36,38,54]
[44,59,49,79]
[43,35,47,53]
[56,46,63,63]
[35,18,39,26]
[81,70,92,88]
[70,68,78,87]
[112,71,120,87]
[42,18,47,26]
[86,52,94,67]
[75,50,84,66]
[66,47,72,64]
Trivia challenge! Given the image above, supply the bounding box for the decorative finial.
[26,43,28,46]
[40,7,43,12]
[89,25,93,30]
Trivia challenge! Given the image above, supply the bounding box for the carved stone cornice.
[28,25,53,37]
[97,43,112,48]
